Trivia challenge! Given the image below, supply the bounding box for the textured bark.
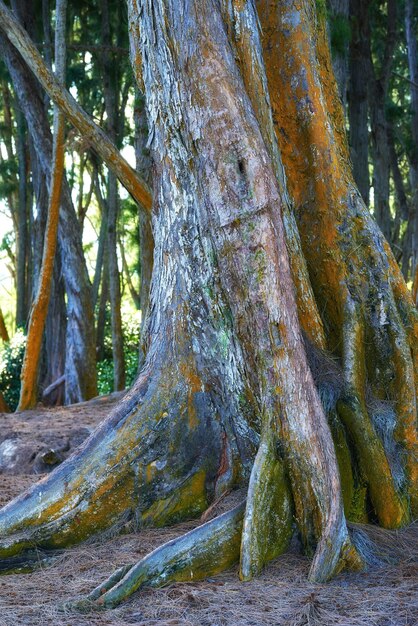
[327,0,349,109]
[101,0,125,391]
[368,0,397,241]
[42,254,66,406]
[15,106,28,329]
[1,30,97,405]
[134,90,154,347]
[0,0,362,593]
[0,0,417,607]
[405,0,418,285]
[258,0,418,522]
[17,0,67,411]
[348,0,370,206]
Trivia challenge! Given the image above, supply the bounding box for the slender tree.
[348,0,370,206]
[17,0,67,410]
[405,0,418,299]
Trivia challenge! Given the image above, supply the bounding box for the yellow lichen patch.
[141,469,208,527]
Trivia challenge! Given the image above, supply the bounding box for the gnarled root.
[71,502,245,610]
[0,354,248,570]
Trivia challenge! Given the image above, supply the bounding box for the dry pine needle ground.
[0,397,417,626]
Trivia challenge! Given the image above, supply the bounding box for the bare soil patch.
[0,397,417,626]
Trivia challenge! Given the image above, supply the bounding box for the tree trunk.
[0,307,9,342]
[405,0,418,289]
[1,27,97,405]
[367,0,397,241]
[15,105,29,329]
[42,253,66,406]
[327,0,349,110]
[17,0,67,411]
[0,0,416,608]
[348,0,370,206]
[258,0,418,522]
[134,89,154,355]
[101,0,125,390]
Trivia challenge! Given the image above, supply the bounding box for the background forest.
[0,0,417,410]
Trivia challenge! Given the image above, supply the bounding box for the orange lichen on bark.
[257,0,418,524]
[17,110,65,411]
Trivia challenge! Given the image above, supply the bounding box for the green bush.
[97,310,141,395]
[0,329,26,411]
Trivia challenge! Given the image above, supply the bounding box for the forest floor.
[0,396,417,626]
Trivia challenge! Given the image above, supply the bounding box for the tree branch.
[0,0,152,215]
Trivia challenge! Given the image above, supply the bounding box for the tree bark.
[405,0,418,290]
[15,105,29,329]
[258,0,418,522]
[0,0,417,607]
[42,253,66,406]
[367,0,397,241]
[1,29,97,405]
[348,0,370,206]
[327,0,349,110]
[17,0,67,411]
[0,0,362,591]
[0,307,9,343]
[100,0,125,391]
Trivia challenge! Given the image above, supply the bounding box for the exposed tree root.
[70,502,245,610]
[0,350,251,569]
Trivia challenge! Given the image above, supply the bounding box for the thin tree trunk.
[0,391,10,413]
[15,106,28,329]
[92,171,108,308]
[0,307,9,342]
[96,252,109,362]
[134,90,153,362]
[101,0,125,391]
[348,0,370,206]
[42,252,66,406]
[327,0,349,110]
[17,0,67,411]
[367,0,397,241]
[118,235,140,310]
[405,0,418,289]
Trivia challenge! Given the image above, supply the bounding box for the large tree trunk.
[257,0,418,522]
[0,0,416,609]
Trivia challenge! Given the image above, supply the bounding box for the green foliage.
[0,330,26,411]
[330,15,351,57]
[97,310,141,395]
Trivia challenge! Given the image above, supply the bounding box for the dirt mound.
[0,397,417,626]
[0,392,124,474]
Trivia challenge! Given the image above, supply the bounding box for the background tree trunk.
[100,0,125,391]
[405,0,418,292]
[348,0,370,207]
[17,0,67,411]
